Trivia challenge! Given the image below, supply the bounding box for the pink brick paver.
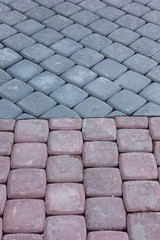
[0,120,15,132]
[0,185,6,216]
[2,234,43,240]
[48,130,83,155]
[7,169,46,199]
[149,117,160,140]
[49,118,82,130]
[3,200,45,233]
[11,143,47,168]
[45,183,85,215]
[84,168,122,197]
[0,132,13,156]
[82,119,116,141]
[44,216,86,240]
[0,157,10,183]
[119,153,158,180]
[0,218,2,240]
[46,155,83,183]
[154,141,160,166]
[115,116,148,129]
[88,231,129,240]
[123,181,160,212]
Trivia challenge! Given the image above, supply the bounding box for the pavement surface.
[0,117,160,240]
[0,0,160,118]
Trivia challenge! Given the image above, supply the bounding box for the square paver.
[115,14,145,31]
[142,10,160,26]
[88,232,129,240]
[89,19,118,36]
[0,10,27,26]
[70,10,99,26]
[43,15,73,31]
[122,2,150,17]
[26,6,55,22]
[0,69,12,86]
[54,2,81,17]
[0,185,6,216]
[14,19,45,36]
[79,0,106,12]
[0,48,22,69]
[0,156,10,183]
[103,0,131,7]
[149,117,160,140]
[97,6,125,21]
[140,83,160,105]
[147,65,160,83]
[136,23,160,41]
[0,132,13,156]
[10,0,38,13]
[0,99,22,119]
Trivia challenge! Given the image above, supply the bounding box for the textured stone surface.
[115,116,148,128]
[0,132,13,156]
[149,117,160,140]
[49,118,82,130]
[88,231,129,240]
[0,156,10,183]
[0,185,6,216]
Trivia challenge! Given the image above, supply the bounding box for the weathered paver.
[49,118,82,130]
[0,48,22,69]
[88,231,129,240]
[115,116,148,128]
[2,234,43,240]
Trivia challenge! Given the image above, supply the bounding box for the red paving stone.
[0,185,6,216]
[154,141,160,166]
[0,157,10,183]
[2,234,43,240]
[115,116,148,129]
[88,231,129,240]
[149,117,160,140]
[49,118,82,130]
[0,132,13,156]
[0,219,2,240]
[0,120,15,132]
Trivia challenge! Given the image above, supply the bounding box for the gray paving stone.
[89,19,118,36]
[17,91,56,117]
[101,43,134,63]
[97,6,125,21]
[140,83,160,105]
[34,0,64,8]
[61,65,97,87]
[80,33,112,52]
[14,19,45,36]
[68,0,83,3]
[122,2,150,17]
[136,23,160,41]
[40,104,80,118]
[10,0,38,13]
[16,113,36,119]
[108,28,140,46]
[134,102,160,116]
[28,71,65,94]
[130,37,160,57]
[43,15,73,31]
[0,2,10,13]
[115,70,151,93]
[21,43,54,63]
[69,10,99,26]
[147,0,160,11]
[134,0,151,4]
[2,33,36,52]
[7,59,43,82]
[0,0,16,4]
[0,48,22,69]
[70,47,104,68]
[107,110,126,117]
[54,2,81,17]
[73,96,112,118]
[0,10,27,26]
[0,99,22,118]
[26,6,55,22]
[115,14,145,31]
[61,23,92,41]
[0,43,3,49]
[147,66,160,83]
[32,28,63,46]
[50,83,88,108]
[92,59,127,80]
[0,79,34,103]
[40,54,75,75]
[50,38,82,57]
[142,11,160,26]
[0,24,17,41]
[152,51,160,63]
[83,77,121,101]
[103,0,132,8]
[0,69,12,86]
[107,89,146,114]
[123,54,158,74]
[79,0,106,12]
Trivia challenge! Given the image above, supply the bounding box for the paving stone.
[48,130,83,155]
[84,168,122,197]
[92,59,127,81]
[148,0,160,10]
[0,43,4,49]
[0,48,22,69]
[97,6,125,21]
[79,0,106,12]
[11,143,47,168]
[10,0,38,13]
[0,0,16,4]
[0,79,33,103]
[0,132,13,156]
[0,184,6,215]
[142,10,160,26]
[152,51,160,63]
[50,38,82,57]
[107,110,126,118]
[43,15,73,31]
[88,231,129,240]
[34,0,64,8]
[45,183,85,215]
[21,43,54,63]
[0,119,15,131]
[49,118,82,130]
[0,99,22,119]
[61,23,92,41]
[2,234,43,240]
[135,0,151,4]
[119,153,157,180]
[123,54,158,74]
[61,65,97,87]
[123,181,160,212]
[80,33,112,52]
[7,60,43,82]
[0,69,12,86]
[0,2,10,11]
[70,47,104,68]
[134,102,160,116]
[103,0,132,8]
[74,97,113,118]
[40,54,74,75]
[68,0,83,3]
[46,155,83,183]
[2,33,36,52]
[54,2,81,17]
[140,83,160,105]
[101,43,134,63]
[117,129,152,152]
[0,219,2,240]
[85,197,126,231]
[136,23,160,41]
[89,19,118,36]
[147,65,160,83]
[127,213,160,240]
[0,10,27,26]
[7,169,46,199]
[16,113,36,119]
[14,19,45,36]
[115,14,145,31]
[122,2,150,17]
[83,77,121,101]
[149,117,160,140]
[108,27,140,46]
[26,6,55,22]
[115,116,148,128]
[70,10,99,26]
[14,120,49,143]
[3,199,45,233]
[82,118,116,141]
[154,141,160,166]
[29,71,65,95]
[115,70,151,93]
[0,157,9,183]
[44,216,86,240]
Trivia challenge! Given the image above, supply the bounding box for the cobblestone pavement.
[0,0,160,118]
[0,117,160,239]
